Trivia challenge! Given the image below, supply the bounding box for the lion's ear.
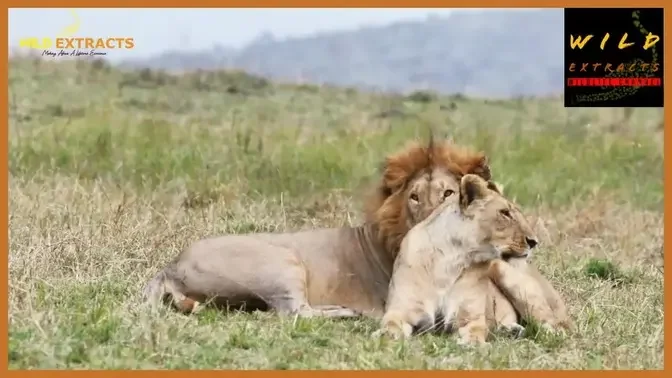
[460,174,490,209]
[380,157,407,193]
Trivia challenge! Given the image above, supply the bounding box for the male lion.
[377,174,541,344]
[142,138,493,318]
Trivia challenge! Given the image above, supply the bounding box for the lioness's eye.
[410,193,419,202]
[500,209,512,218]
[443,189,455,198]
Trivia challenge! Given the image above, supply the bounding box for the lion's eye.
[500,209,512,218]
[443,189,455,198]
[410,193,419,202]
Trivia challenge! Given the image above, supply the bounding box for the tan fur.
[377,174,541,345]
[481,185,573,334]
[454,183,572,337]
[142,139,492,318]
[487,258,573,332]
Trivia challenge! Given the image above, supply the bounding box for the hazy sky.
[9,8,468,61]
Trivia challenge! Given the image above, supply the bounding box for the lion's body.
[144,226,394,317]
[379,174,541,344]
[142,139,494,318]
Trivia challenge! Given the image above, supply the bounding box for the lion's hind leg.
[263,252,362,319]
[162,274,204,314]
[142,266,205,314]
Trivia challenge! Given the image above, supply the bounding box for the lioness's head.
[365,138,493,255]
[459,174,539,260]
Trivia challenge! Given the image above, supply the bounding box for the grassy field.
[8,57,664,369]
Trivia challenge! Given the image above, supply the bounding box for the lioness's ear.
[486,181,504,195]
[470,155,492,181]
[460,174,490,209]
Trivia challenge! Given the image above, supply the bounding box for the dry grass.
[8,57,664,369]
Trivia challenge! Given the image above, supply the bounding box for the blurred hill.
[119,9,564,98]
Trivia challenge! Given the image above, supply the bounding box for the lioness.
[142,139,493,318]
[481,187,573,333]
[377,174,540,344]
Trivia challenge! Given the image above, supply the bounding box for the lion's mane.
[364,138,491,255]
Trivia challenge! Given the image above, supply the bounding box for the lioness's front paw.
[374,321,413,340]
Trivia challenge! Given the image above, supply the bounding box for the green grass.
[583,258,635,286]
[8,57,664,369]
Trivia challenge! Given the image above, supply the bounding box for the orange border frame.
[3,1,668,374]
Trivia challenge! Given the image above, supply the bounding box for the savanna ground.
[8,57,664,369]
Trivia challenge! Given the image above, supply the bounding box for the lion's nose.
[525,237,538,249]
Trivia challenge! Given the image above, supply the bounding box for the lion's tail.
[142,270,167,307]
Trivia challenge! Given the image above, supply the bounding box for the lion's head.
[364,138,493,256]
[458,174,538,260]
